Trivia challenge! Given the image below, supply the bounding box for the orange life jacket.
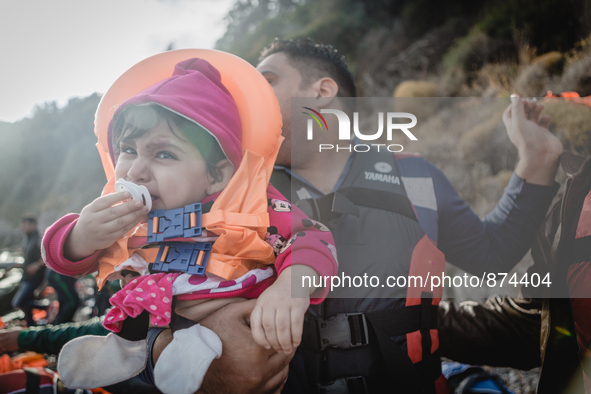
[91,49,283,288]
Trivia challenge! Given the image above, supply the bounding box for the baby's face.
[114,120,214,210]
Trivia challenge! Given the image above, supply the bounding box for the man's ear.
[311,77,339,107]
[206,159,234,195]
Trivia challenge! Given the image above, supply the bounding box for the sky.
[0,0,236,123]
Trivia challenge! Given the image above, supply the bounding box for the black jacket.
[438,152,591,393]
[22,229,44,281]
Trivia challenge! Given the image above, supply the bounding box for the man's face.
[20,221,35,234]
[257,53,315,167]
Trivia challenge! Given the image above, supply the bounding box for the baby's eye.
[120,146,136,155]
[157,151,176,159]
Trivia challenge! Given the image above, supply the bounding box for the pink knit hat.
[107,58,242,168]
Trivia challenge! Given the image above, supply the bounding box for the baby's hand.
[250,269,310,354]
[64,191,149,261]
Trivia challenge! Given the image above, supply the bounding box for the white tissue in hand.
[115,179,152,211]
[510,94,519,104]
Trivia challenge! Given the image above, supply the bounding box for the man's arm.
[505,96,561,186]
[25,259,45,275]
[0,316,108,355]
[435,99,562,274]
[438,296,542,370]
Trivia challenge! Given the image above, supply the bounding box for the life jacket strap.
[296,193,359,222]
[302,304,438,351]
[146,201,215,276]
[147,203,204,243]
[365,295,439,394]
[151,241,212,276]
[301,300,439,394]
[301,313,369,351]
[316,376,369,394]
[296,187,417,223]
[572,235,591,265]
[169,299,200,335]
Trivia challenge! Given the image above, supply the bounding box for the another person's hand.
[198,300,292,394]
[251,267,310,353]
[25,260,44,275]
[503,95,563,185]
[64,191,149,261]
[0,327,24,353]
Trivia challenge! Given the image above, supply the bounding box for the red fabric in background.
[0,367,55,394]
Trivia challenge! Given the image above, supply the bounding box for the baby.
[42,57,337,393]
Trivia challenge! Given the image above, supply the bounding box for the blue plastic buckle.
[147,203,202,243]
[152,241,212,275]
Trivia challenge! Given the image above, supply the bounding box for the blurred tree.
[0,94,104,237]
[216,0,371,67]
[479,0,590,53]
[215,0,487,68]
[216,0,589,68]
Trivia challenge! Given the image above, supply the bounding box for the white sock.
[154,324,222,394]
[57,333,147,389]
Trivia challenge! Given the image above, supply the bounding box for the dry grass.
[542,99,591,157]
[393,81,442,120]
[560,54,591,96]
[459,114,503,161]
[470,63,517,96]
[393,80,440,97]
[514,64,550,97]
[533,51,566,76]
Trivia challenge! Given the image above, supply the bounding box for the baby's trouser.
[137,327,166,386]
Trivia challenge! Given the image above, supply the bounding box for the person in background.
[44,269,80,324]
[439,150,591,394]
[11,214,46,327]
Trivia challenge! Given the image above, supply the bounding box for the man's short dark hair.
[260,38,357,98]
[20,214,37,225]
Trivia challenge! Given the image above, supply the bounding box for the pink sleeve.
[41,214,100,277]
[265,185,338,303]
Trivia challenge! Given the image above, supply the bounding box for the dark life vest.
[538,155,591,393]
[271,149,447,394]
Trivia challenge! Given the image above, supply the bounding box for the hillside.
[0,95,105,246]
[218,0,591,217]
[1,0,591,251]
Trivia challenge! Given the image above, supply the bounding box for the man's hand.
[0,327,23,353]
[198,300,293,394]
[503,95,563,186]
[64,191,149,261]
[25,260,45,275]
